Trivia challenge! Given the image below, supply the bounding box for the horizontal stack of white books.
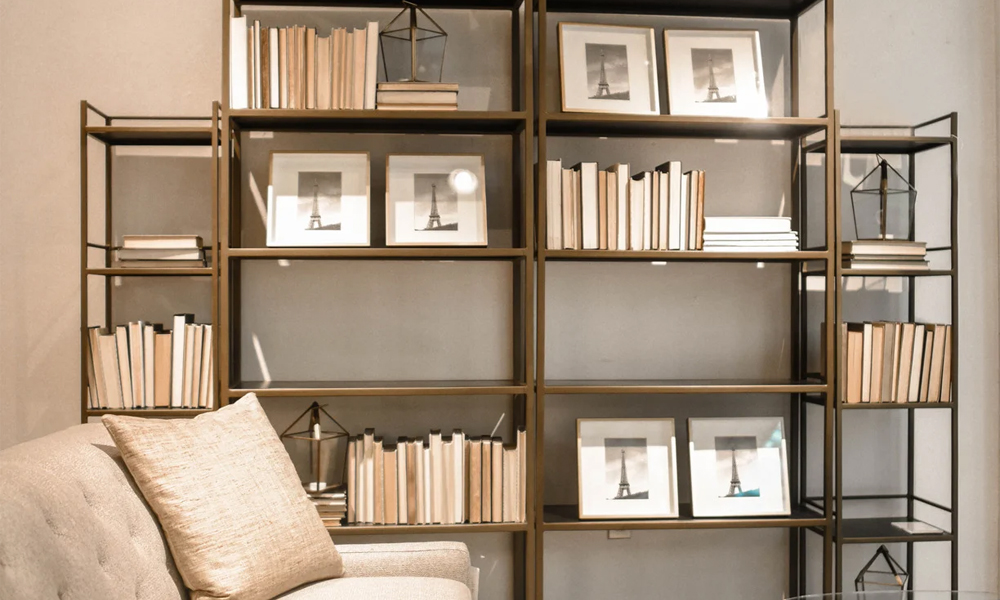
[376,82,458,111]
[843,240,928,271]
[116,235,206,268]
[702,217,799,252]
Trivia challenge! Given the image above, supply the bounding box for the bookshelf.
[79,101,222,421]
[804,113,960,591]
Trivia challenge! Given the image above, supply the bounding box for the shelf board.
[327,522,529,535]
[841,401,955,410]
[543,504,826,532]
[841,268,953,277]
[542,250,828,262]
[229,109,526,134]
[238,0,515,8]
[541,0,817,18]
[231,380,528,398]
[86,126,216,146]
[86,409,213,417]
[545,114,827,140]
[543,378,827,395]
[837,517,953,544]
[806,135,954,154]
[87,267,214,277]
[229,247,527,260]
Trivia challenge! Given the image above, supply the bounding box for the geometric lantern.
[850,155,918,241]
[279,402,350,495]
[854,545,909,592]
[379,1,448,83]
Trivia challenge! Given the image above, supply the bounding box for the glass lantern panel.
[851,190,916,240]
[856,569,908,592]
[381,32,446,83]
[283,435,348,493]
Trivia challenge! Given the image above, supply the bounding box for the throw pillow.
[103,393,343,600]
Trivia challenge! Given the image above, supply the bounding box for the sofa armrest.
[337,541,476,594]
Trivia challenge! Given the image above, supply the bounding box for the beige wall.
[0,0,997,597]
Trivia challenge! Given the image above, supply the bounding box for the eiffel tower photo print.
[297,172,342,232]
[413,174,459,232]
[713,435,761,498]
[691,48,737,103]
[585,43,630,100]
[604,438,649,500]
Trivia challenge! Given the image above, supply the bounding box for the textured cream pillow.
[103,393,343,600]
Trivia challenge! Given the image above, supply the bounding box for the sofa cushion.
[275,576,472,600]
[103,393,342,600]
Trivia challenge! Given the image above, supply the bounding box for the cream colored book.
[153,332,171,408]
[480,436,491,522]
[331,28,344,110]
[198,325,212,408]
[861,322,873,403]
[491,438,503,523]
[352,27,366,110]
[896,323,916,402]
[503,447,517,523]
[463,438,472,523]
[181,324,196,408]
[346,437,356,524]
[99,333,124,409]
[429,430,443,524]
[517,429,527,522]
[363,21,378,109]
[363,429,375,523]
[918,326,935,403]
[306,28,316,109]
[406,439,418,524]
[928,324,947,402]
[412,438,424,524]
[907,324,926,403]
[649,171,658,250]
[87,327,107,409]
[598,170,608,250]
[115,326,133,409]
[374,439,384,525]
[384,448,398,525]
[278,27,288,108]
[170,314,193,408]
[442,438,455,525]
[190,324,204,408]
[421,442,432,525]
[469,439,482,524]
[452,430,465,524]
[316,35,331,110]
[395,439,407,524]
[142,324,157,409]
[128,321,144,408]
[870,323,885,403]
[940,326,953,403]
[342,28,354,109]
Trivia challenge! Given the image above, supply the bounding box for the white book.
[907,324,926,403]
[230,17,248,109]
[452,430,465,524]
[656,171,669,250]
[252,21,262,109]
[413,440,424,524]
[363,21,379,109]
[703,216,793,234]
[128,322,145,409]
[703,232,799,241]
[121,234,202,250]
[517,429,526,522]
[430,431,444,524]
[611,164,628,250]
[628,176,643,250]
[269,28,279,108]
[183,324,198,408]
[198,325,213,408]
[657,162,683,250]
[679,173,690,250]
[607,170,618,251]
[115,326,133,409]
[702,240,800,247]
[422,444,432,525]
[861,323,873,403]
[86,327,107,409]
[365,433,375,523]
[396,443,408,524]
[641,172,653,250]
[143,324,156,409]
[546,160,562,250]
[99,334,124,409]
[442,439,455,525]
[703,245,799,252]
[170,314,193,408]
[574,163,599,250]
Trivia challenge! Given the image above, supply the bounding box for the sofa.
[0,423,480,600]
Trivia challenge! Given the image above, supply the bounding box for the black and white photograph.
[585,43,630,100]
[664,29,767,117]
[386,154,487,246]
[412,173,459,232]
[297,172,342,231]
[559,23,659,115]
[691,48,737,103]
[577,419,677,519]
[604,437,648,500]
[267,152,370,247]
[689,417,790,517]
[714,435,760,498]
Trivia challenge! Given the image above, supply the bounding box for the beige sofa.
[0,423,479,600]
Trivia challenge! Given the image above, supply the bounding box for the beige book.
[289,26,298,109]
[469,439,482,523]
[384,448,398,525]
[480,437,491,522]
[406,439,418,524]
[598,170,608,250]
[181,324,196,408]
[278,27,288,108]
[395,439,407,524]
[607,170,618,251]
[374,439,384,525]
[99,334,124,409]
[918,326,935,403]
[343,29,354,109]
[907,324,926,403]
[927,323,948,402]
[198,325,213,408]
[115,326,133,409]
[451,430,465,524]
[429,430,443,524]
[846,326,863,403]
[363,429,375,523]
[561,169,575,249]
[346,437,356,523]
[696,171,706,250]
[298,26,307,109]
[861,322,873,403]
[142,324,157,409]
[87,327,107,409]
[422,443,432,524]
[491,438,503,524]
[332,29,344,110]
[897,323,916,402]
[940,326,953,403]
[517,429,527,522]
[870,323,885,403]
[649,171,658,250]
[316,36,331,110]
[153,332,172,408]
[414,441,425,524]
[880,322,897,403]
[189,324,204,408]
[261,26,270,109]
[503,448,517,523]
[306,28,316,109]
[248,26,255,109]
[838,322,847,403]
[352,28,365,109]
[463,438,472,523]
[442,438,455,525]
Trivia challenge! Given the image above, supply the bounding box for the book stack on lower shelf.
[345,428,527,527]
[310,487,347,527]
[840,321,952,404]
[702,217,798,253]
[843,240,928,271]
[375,82,458,111]
[86,314,213,411]
[116,235,206,268]
[544,159,705,251]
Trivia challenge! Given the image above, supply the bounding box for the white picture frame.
[386,154,488,247]
[559,23,660,115]
[267,152,370,247]
[577,418,679,520]
[664,29,768,118]
[688,417,790,517]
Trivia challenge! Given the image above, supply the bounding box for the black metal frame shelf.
[542,250,829,262]
[543,379,827,395]
[538,0,821,18]
[228,247,529,260]
[229,380,529,397]
[542,504,827,531]
[86,268,215,277]
[836,518,953,545]
[545,115,828,140]
[237,0,519,9]
[228,109,528,134]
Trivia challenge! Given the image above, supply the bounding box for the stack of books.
[545,159,706,251]
[346,428,527,526]
[230,18,380,110]
[836,321,953,404]
[701,216,799,252]
[85,314,213,411]
[310,487,347,527]
[842,240,928,271]
[116,235,206,268]
[376,82,458,111]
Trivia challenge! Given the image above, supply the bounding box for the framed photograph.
[386,154,488,247]
[558,23,660,115]
[577,418,679,520]
[664,29,768,117]
[267,152,370,247]
[688,417,790,517]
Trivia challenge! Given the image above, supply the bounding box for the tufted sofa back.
[0,423,187,600]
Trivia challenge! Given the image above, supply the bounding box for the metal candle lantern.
[850,155,918,241]
[280,402,350,495]
[379,1,448,83]
[855,545,909,592]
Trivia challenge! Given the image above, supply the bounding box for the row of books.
[230,18,379,111]
[346,429,527,526]
[115,235,206,268]
[839,321,953,404]
[86,315,213,410]
[842,240,929,271]
[545,160,706,251]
